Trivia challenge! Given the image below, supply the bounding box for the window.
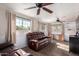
[16,16,31,31]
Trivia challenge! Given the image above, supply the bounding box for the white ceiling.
[0,3,79,23]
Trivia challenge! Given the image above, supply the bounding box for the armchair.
[27,32,50,51]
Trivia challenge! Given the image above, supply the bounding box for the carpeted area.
[22,40,78,56]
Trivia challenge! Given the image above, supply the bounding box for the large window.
[16,16,31,31]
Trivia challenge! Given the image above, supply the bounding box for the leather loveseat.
[27,32,50,51]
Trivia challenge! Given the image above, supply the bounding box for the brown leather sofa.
[0,42,14,50]
[27,32,50,51]
[0,42,32,56]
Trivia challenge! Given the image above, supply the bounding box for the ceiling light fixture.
[56,18,60,22]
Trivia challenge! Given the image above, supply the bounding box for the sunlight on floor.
[56,42,69,52]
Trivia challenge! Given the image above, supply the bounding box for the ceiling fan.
[24,3,53,15]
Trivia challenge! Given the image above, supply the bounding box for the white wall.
[0,6,7,44]
[38,22,48,36]
[15,30,27,48]
[44,24,48,36]
[63,21,76,41]
[32,19,39,32]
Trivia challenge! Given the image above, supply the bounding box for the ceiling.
[0,3,79,23]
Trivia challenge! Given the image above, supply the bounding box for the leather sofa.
[27,32,50,51]
[0,42,14,50]
[0,42,32,56]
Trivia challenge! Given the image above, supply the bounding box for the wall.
[63,21,76,41]
[0,6,7,44]
[15,30,28,48]
[32,19,39,32]
[38,22,48,36]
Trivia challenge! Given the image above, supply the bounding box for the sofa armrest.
[30,39,38,42]
[37,36,50,40]
[44,36,51,38]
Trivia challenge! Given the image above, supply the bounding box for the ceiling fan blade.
[42,3,53,6]
[37,8,40,15]
[24,6,36,10]
[42,7,53,13]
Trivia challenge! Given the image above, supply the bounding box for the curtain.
[6,10,16,44]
